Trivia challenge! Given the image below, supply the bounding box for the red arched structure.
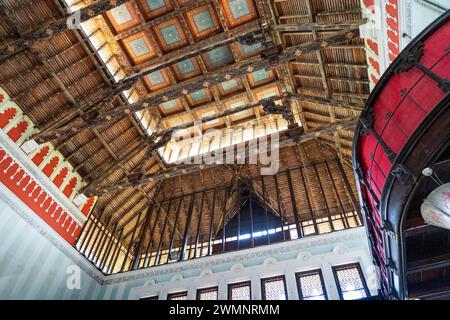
[0,107,17,129]
[53,167,69,188]
[81,197,95,216]
[42,156,60,177]
[32,145,51,166]
[7,120,28,142]
[353,11,449,299]
[63,176,77,199]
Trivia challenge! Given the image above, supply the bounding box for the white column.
[187,284,196,300]
[285,271,299,300]
[322,262,340,300]
[251,274,262,300]
[218,278,228,300]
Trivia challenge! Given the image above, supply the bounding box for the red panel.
[381,118,409,154]
[63,177,77,198]
[430,52,450,81]
[7,120,28,142]
[32,146,50,166]
[373,146,391,179]
[42,156,59,177]
[81,197,95,217]
[408,74,446,113]
[420,22,450,68]
[0,107,17,129]
[53,167,68,188]
[391,97,427,137]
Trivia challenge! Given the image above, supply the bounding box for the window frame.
[167,291,188,300]
[295,269,328,300]
[140,295,159,300]
[332,263,370,300]
[196,286,219,300]
[260,275,288,300]
[227,281,252,300]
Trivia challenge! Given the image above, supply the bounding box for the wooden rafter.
[0,0,130,61]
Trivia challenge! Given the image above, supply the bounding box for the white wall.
[0,184,103,300]
[0,178,376,300]
[399,0,449,49]
[100,227,377,300]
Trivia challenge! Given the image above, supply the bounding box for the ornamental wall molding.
[0,183,105,283]
[103,227,367,285]
[0,130,87,224]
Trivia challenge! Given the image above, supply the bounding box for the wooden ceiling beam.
[37,84,109,140]
[0,0,130,62]
[297,88,369,100]
[290,93,364,112]
[292,61,368,69]
[40,29,360,142]
[294,74,369,84]
[273,20,365,32]
[278,9,361,20]
[29,47,151,190]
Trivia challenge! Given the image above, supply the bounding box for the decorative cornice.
[0,130,86,224]
[104,227,367,285]
[0,183,105,283]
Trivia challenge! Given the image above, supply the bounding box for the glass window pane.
[261,276,287,300]
[197,287,218,300]
[167,291,188,300]
[228,281,251,300]
[333,263,369,300]
[296,270,327,300]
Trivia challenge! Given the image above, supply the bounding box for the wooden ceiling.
[0,0,369,269]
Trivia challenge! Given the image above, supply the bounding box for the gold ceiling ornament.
[46,28,53,36]
[247,66,254,72]
[321,41,329,47]
[346,31,355,40]
[182,89,189,94]
[203,81,210,87]
[295,49,302,57]
[162,96,169,101]
[225,74,232,80]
